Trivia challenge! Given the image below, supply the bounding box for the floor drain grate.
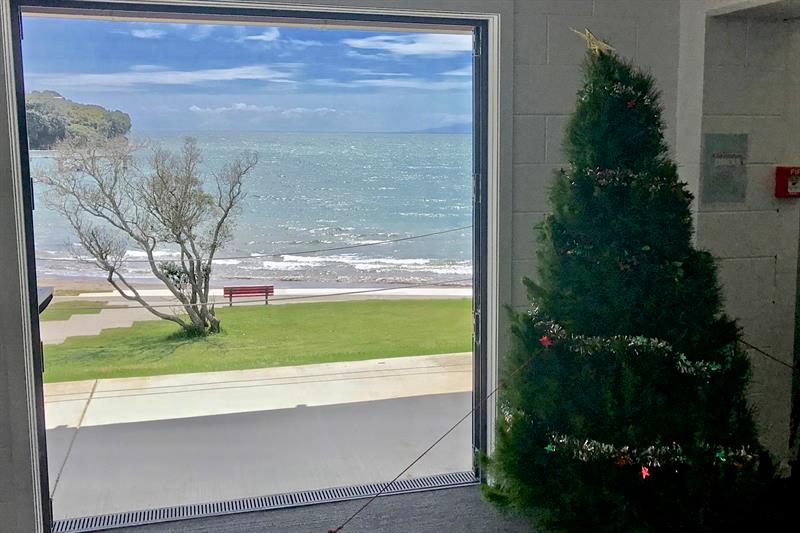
[52,471,478,532]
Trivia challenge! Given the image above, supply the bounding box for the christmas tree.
[486,31,772,531]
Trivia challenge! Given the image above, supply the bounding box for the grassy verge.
[44,299,472,383]
[41,300,107,322]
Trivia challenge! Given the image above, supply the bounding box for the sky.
[20,16,473,133]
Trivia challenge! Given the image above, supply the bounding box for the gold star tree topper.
[570,27,615,55]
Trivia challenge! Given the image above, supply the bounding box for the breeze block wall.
[512,0,797,458]
[700,11,800,458]
[510,0,682,309]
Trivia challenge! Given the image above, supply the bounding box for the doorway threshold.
[52,471,478,532]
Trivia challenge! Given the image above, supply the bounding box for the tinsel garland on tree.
[486,31,773,532]
[499,307,760,475]
[544,433,757,469]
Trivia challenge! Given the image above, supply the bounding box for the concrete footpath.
[45,353,473,520]
[41,305,154,345]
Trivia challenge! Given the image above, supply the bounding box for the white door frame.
[0,1,510,530]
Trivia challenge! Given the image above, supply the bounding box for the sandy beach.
[38,277,162,295]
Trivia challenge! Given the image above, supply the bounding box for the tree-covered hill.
[25,91,131,149]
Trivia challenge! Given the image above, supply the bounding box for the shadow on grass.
[50,321,231,367]
[56,330,201,364]
[157,326,230,356]
[164,327,209,341]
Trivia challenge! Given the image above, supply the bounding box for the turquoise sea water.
[32,131,473,284]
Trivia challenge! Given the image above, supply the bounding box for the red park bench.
[223,285,274,306]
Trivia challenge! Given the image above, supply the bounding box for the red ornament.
[539,335,553,348]
[640,466,650,479]
[627,99,636,109]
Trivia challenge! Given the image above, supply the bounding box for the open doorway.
[12,2,489,529]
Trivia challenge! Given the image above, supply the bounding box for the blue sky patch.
[21,16,474,133]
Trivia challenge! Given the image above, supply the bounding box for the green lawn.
[41,300,108,322]
[44,299,472,383]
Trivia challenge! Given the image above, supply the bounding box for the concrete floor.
[45,355,473,520]
[115,486,534,533]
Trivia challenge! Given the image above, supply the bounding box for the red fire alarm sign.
[776,167,800,198]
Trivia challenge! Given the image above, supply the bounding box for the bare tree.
[38,136,258,335]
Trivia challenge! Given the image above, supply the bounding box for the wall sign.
[701,134,748,204]
[775,167,800,198]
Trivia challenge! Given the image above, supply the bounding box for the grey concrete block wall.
[511,0,797,457]
[510,0,682,309]
[699,14,800,456]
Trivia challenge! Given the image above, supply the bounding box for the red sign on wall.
[775,167,800,198]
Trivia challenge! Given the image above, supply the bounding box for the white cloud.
[31,64,294,89]
[124,23,217,42]
[442,65,472,76]
[287,39,323,48]
[345,50,388,61]
[131,28,166,39]
[342,33,472,58]
[280,107,338,117]
[234,29,319,50]
[311,72,469,91]
[129,64,167,72]
[352,78,471,91]
[189,103,278,113]
[310,78,357,88]
[188,25,216,41]
[29,65,296,91]
[341,67,409,77]
[188,103,339,118]
[242,28,280,42]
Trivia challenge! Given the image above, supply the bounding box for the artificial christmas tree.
[487,32,772,531]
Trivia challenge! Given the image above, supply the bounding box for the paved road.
[45,354,473,520]
[48,393,472,520]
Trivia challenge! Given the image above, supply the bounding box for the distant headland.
[25,91,131,150]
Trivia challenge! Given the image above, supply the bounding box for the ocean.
[31,131,473,286]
